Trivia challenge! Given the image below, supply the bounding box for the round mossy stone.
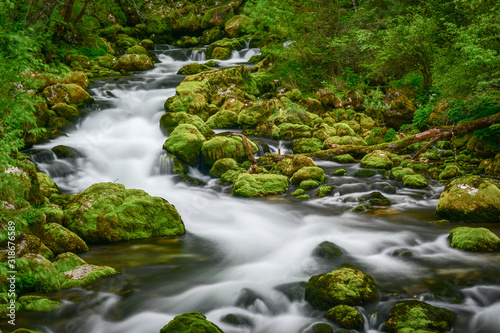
[305,268,378,310]
[163,123,206,166]
[160,311,223,333]
[209,158,239,178]
[312,241,344,259]
[316,185,334,197]
[403,174,428,189]
[43,223,89,255]
[232,173,289,197]
[325,304,363,330]
[290,166,326,184]
[448,227,500,252]
[384,300,455,333]
[361,150,393,169]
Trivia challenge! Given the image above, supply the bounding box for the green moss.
[332,169,347,176]
[448,227,500,252]
[160,311,223,333]
[273,155,316,177]
[316,186,334,197]
[439,164,461,180]
[232,173,289,197]
[112,54,153,71]
[64,182,185,243]
[277,123,313,140]
[219,168,246,184]
[391,167,415,180]
[125,45,148,55]
[177,63,213,75]
[293,138,323,153]
[296,194,310,199]
[19,295,61,312]
[291,189,306,196]
[436,176,500,223]
[163,124,206,166]
[160,112,213,136]
[290,166,326,184]
[206,110,238,129]
[60,265,118,289]
[403,174,428,189]
[43,223,89,255]
[384,300,455,333]
[201,135,258,165]
[305,268,378,310]
[323,135,366,147]
[325,304,364,330]
[300,180,321,190]
[333,154,355,164]
[361,150,393,169]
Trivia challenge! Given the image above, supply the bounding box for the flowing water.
[23,44,500,333]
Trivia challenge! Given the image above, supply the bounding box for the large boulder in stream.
[361,150,393,170]
[43,83,94,107]
[436,176,500,223]
[201,135,258,165]
[112,54,153,71]
[160,311,223,333]
[232,173,289,197]
[384,300,455,333]
[63,183,185,243]
[43,223,89,255]
[163,124,206,166]
[305,268,378,310]
[448,227,500,252]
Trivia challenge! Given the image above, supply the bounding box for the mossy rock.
[316,186,334,197]
[51,102,79,121]
[51,145,84,159]
[403,174,428,189]
[436,176,500,223]
[293,138,324,153]
[312,241,344,259]
[232,173,289,197]
[313,123,337,140]
[43,83,94,107]
[368,192,391,206]
[391,167,415,180]
[439,164,461,180]
[448,227,500,252]
[18,295,62,312]
[125,45,148,55]
[323,136,366,148]
[220,168,247,184]
[309,323,334,333]
[112,54,153,71]
[37,172,60,197]
[201,4,235,29]
[238,99,279,128]
[159,112,213,136]
[300,180,321,190]
[384,300,455,333]
[15,234,53,259]
[163,124,206,166]
[353,169,376,177]
[361,150,393,169]
[333,154,355,163]
[206,37,245,59]
[64,182,185,243]
[305,268,378,310]
[177,63,213,75]
[160,311,223,333]
[291,188,306,196]
[12,254,60,293]
[206,109,239,129]
[290,166,326,185]
[332,169,347,176]
[225,15,253,38]
[325,304,363,330]
[43,223,89,256]
[273,155,316,177]
[209,158,239,178]
[277,123,313,140]
[201,135,258,165]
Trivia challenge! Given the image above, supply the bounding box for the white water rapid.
[26,44,500,333]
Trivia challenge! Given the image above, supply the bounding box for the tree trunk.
[61,0,76,24]
[72,0,89,26]
[227,133,257,165]
[305,112,500,160]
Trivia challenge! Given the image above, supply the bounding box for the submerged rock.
[384,300,455,333]
[312,241,344,259]
[160,311,223,333]
[305,268,378,310]
[232,173,289,197]
[448,227,500,252]
[436,176,500,223]
[64,182,185,243]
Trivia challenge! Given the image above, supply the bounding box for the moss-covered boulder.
[51,102,79,121]
[125,45,148,55]
[177,63,213,75]
[64,182,185,243]
[391,166,415,180]
[18,295,62,312]
[43,223,89,256]
[403,174,428,189]
[439,164,461,180]
[485,153,500,176]
[51,145,84,159]
[300,180,321,190]
[325,304,364,330]
[361,150,393,169]
[206,38,245,59]
[160,112,213,136]
[43,83,94,107]
[448,227,500,252]
[201,135,258,165]
[163,124,206,166]
[323,135,366,148]
[305,268,378,310]
[332,154,355,163]
[37,172,60,197]
[436,176,500,223]
[220,168,247,184]
[160,311,223,333]
[316,88,343,109]
[112,54,153,71]
[312,241,344,259]
[201,4,235,30]
[232,173,289,197]
[14,234,53,259]
[206,109,239,129]
[383,88,416,129]
[52,252,118,289]
[316,186,334,197]
[225,15,253,38]
[384,300,455,333]
[273,155,316,177]
[293,138,323,153]
[209,158,240,178]
[313,123,337,140]
[277,123,313,140]
[290,166,326,185]
[5,254,60,293]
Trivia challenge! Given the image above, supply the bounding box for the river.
[26,44,500,333]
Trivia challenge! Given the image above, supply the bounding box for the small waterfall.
[151,152,175,175]
[188,49,206,62]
